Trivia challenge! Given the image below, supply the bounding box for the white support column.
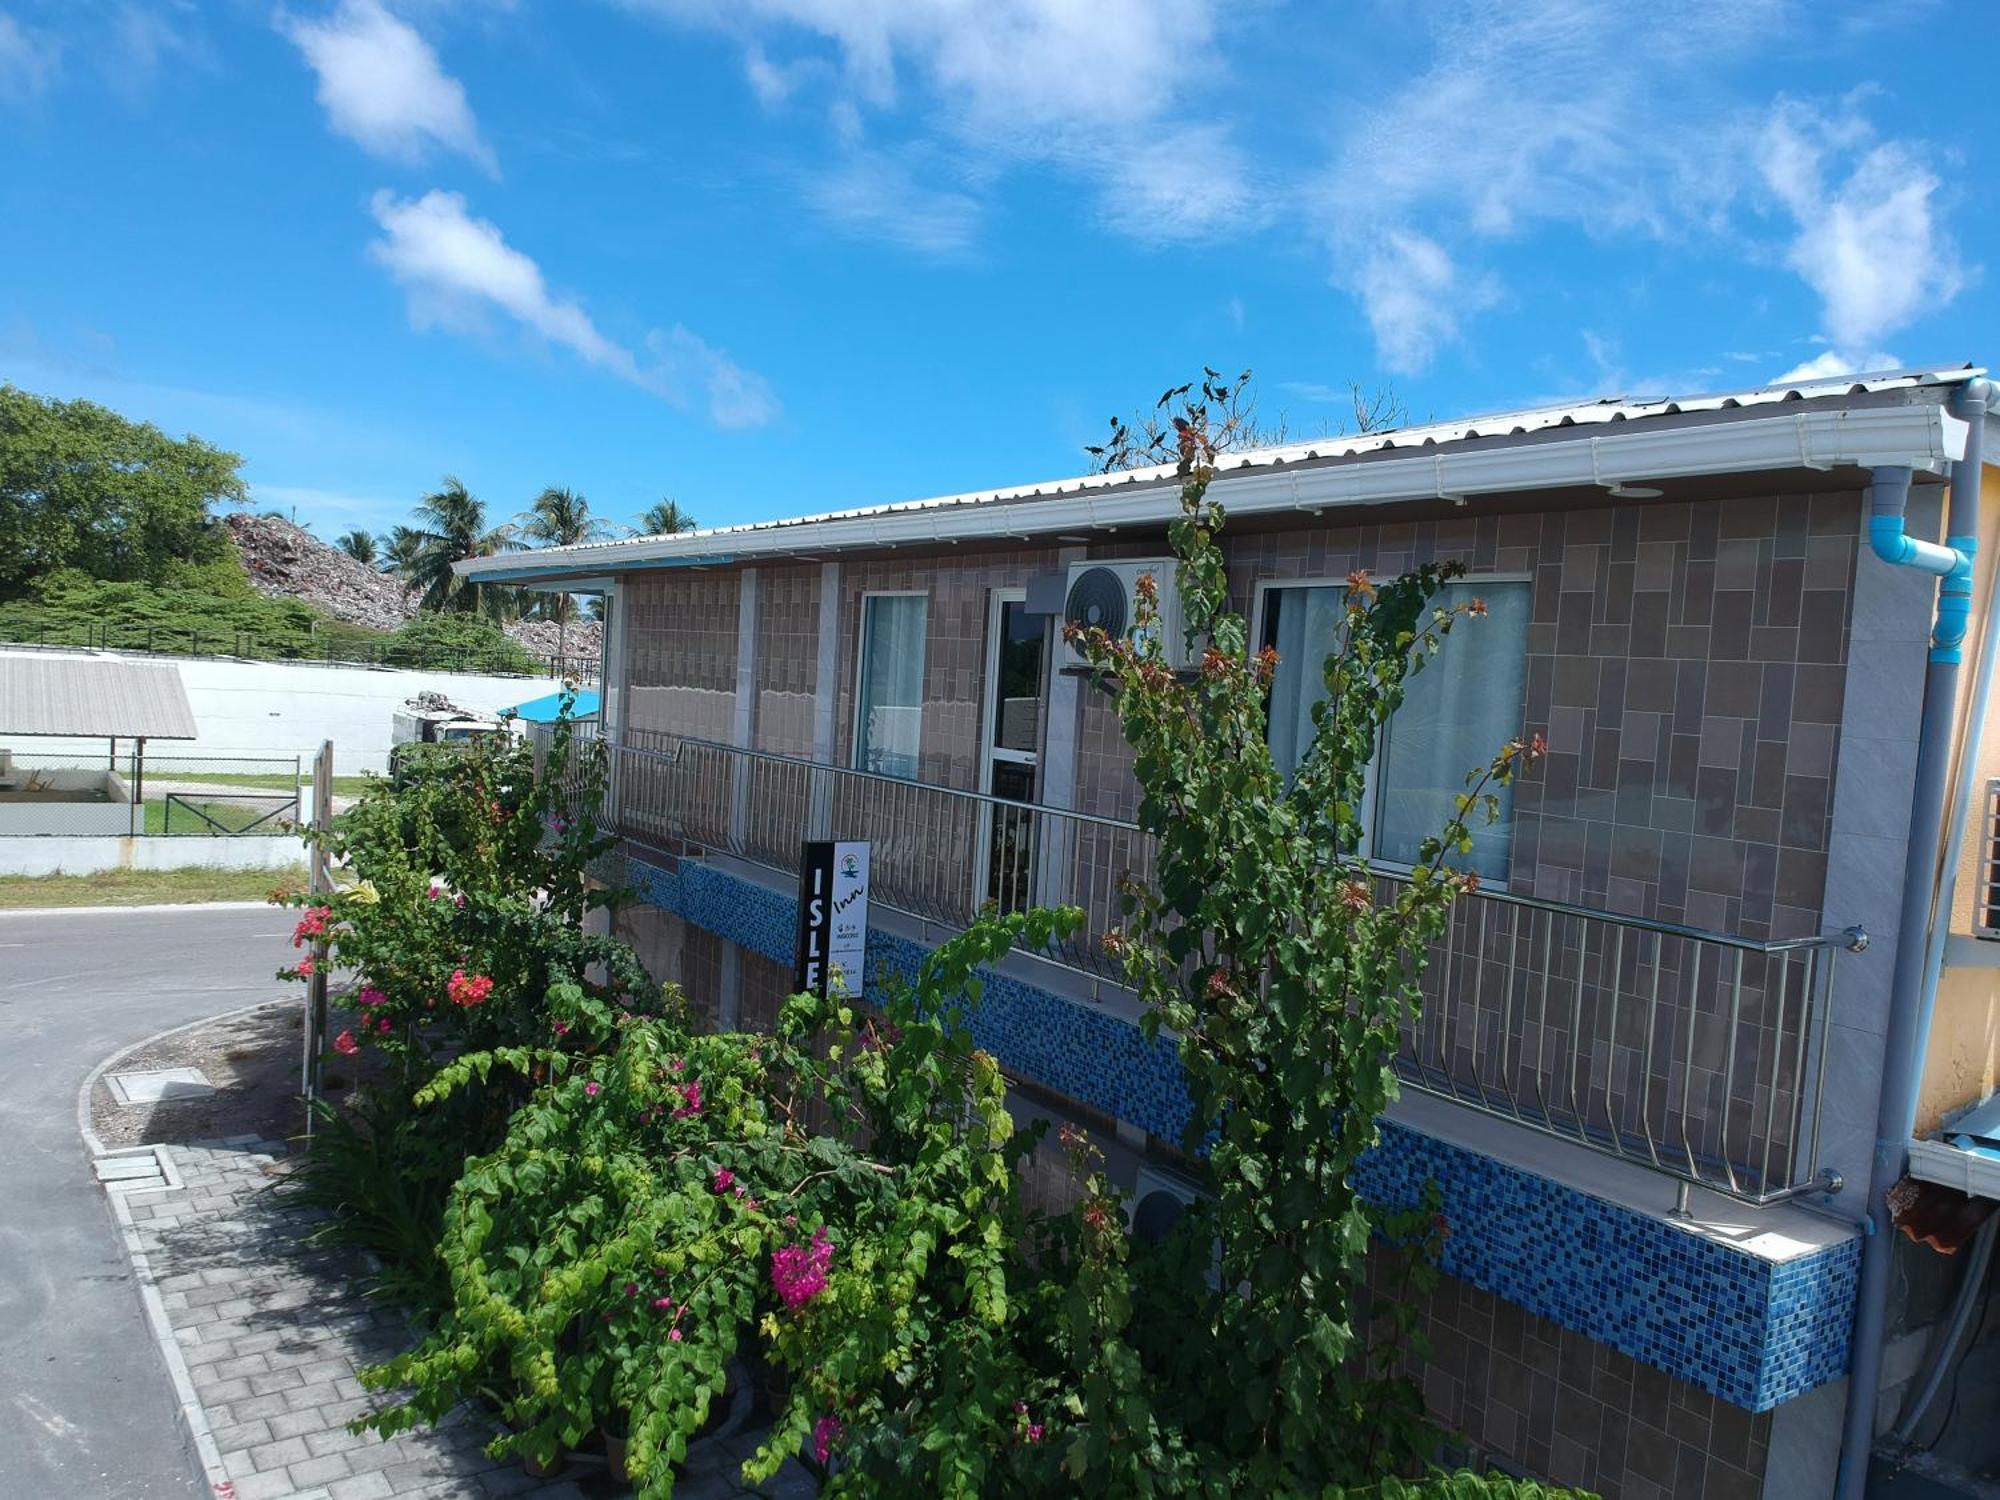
[730,569,759,847]
[733,568,760,750]
[808,561,841,838]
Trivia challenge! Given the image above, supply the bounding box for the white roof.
[460,364,1986,581]
[0,656,199,739]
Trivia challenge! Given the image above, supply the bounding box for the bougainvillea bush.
[282,714,646,1074]
[358,911,1091,1497]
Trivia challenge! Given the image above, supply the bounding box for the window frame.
[850,589,930,778]
[1252,571,1532,874]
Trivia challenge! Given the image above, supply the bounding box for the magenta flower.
[624,1283,638,1297]
[671,1081,703,1119]
[1026,1423,1044,1443]
[651,1296,673,1311]
[812,1416,844,1464]
[331,1030,358,1057]
[712,1168,734,1193]
[668,1327,683,1342]
[375,1016,392,1035]
[296,957,315,978]
[771,1227,833,1310]
[584,1081,601,1098]
[357,986,387,1008]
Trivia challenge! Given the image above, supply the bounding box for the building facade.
[470,367,2000,1499]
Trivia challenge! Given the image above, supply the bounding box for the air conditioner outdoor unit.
[1058,559,1193,671]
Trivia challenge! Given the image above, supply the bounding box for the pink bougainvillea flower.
[811,1416,844,1464]
[296,958,315,978]
[454,894,466,909]
[332,1030,359,1057]
[671,1081,703,1119]
[427,886,441,901]
[551,1020,570,1037]
[712,1168,734,1193]
[375,1016,393,1035]
[651,1296,673,1311]
[357,986,387,1008]
[771,1227,834,1310]
[1026,1423,1045,1443]
[584,1081,601,1098]
[668,1327,683,1342]
[624,1283,638,1297]
[446,970,493,1008]
[290,906,330,948]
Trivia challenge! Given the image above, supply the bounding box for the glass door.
[980,592,1046,912]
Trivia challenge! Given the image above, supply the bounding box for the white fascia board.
[457,403,1963,582]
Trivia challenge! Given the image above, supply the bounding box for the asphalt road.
[0,904,295,1499]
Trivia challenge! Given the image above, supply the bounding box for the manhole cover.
[108,1067,214,1105]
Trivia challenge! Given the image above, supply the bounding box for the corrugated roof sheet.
[479,364,1985,568]
[0,657,198,739]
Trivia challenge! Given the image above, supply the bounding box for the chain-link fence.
[0,749,304,837]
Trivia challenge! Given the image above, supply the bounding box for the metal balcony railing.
[590,733,1860,1207]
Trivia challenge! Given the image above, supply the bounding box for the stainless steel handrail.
[596,732,1859,1206]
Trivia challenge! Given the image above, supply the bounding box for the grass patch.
[179,771,379,795]
[0,865,305,908]
[143,795,296,835]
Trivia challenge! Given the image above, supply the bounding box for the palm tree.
[636,498,697,536]
[381,525,426,586]
[408,477,517,616]
[517,486,618,660]
[336,529,377,566]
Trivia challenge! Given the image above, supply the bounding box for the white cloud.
[803,148,984,257]
[1771,348,1901,385]
[0,11,62,104]
[620,0,1248,246]
[1342,230,1496,377]
[367,189,777,427]
[646,327,780,430]
[1758,97,1961,362]
[278,0,496,174]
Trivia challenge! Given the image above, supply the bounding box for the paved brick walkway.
[115,1139,813,1500]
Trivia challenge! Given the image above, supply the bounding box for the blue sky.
[2,0,1996,543]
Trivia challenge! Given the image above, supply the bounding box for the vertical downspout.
[1834,377,1991,1500]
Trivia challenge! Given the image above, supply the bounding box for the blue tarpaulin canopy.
[502,689,601,724]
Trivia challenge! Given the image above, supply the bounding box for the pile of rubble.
[224,512,603,662]
[226,512,413,632]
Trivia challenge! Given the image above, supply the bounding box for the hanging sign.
[794,840,870,999]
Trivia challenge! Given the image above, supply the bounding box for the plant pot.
[522,1449,563,1479]
[603,1428,630,1485]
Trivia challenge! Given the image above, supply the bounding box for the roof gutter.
[457,401,1966,584]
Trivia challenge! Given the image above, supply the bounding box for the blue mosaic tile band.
[627,854,1858,1412]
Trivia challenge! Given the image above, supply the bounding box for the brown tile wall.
[833,546,1062,792]
[1407,1269,1771,1500]
[625,572,741,745]
[754,565,822,758]
[738,947,794,1034]
[611,903,728,1029]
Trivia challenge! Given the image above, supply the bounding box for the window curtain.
[856,595,926,779]
[1371,581,1530,877]
[1266,584,1346,780]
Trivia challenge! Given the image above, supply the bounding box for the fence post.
[301,739,335,1135]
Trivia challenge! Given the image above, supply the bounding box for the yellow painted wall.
[1920,460,2000,1134]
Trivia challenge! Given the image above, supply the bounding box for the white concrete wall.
[1,648,555,774]
[0,834,308,877]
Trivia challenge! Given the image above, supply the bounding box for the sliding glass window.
[854,593,927,780]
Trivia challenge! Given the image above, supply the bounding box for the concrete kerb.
[77,996,302,1499]
[2,900,278,920]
